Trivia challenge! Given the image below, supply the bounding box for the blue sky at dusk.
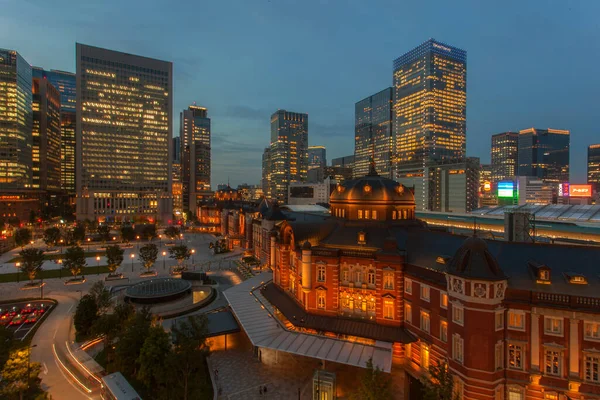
[3,0,599,187]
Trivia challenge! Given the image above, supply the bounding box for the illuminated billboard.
[558,183,570,197]
[569,184,592,198]
[497,181,515,198]
[483,181,491,192]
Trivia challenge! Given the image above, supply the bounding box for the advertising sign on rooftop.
[569,184,592,198]
[497,181,515,198]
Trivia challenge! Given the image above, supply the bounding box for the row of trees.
[74,282,211,399]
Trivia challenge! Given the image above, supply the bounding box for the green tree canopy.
[105,244,124,273]
[43,227,60,247]
[169,245,190,267]
[63,245,86,278]
[72,224,86,244]
[164,226,180,241]
[0,348,42,399]
[0,326,14,369]
[89,281,112,315]
[14,228,31,249]
[350,358,392,400]
[97,224,111,243]
[74,294,98,337]
[139,244,158,272]
[18,248,45,282]
[137,325,171,391]
[421,361,459,400]
[120,225,135,243]
[114,308,152,377]
[142,225,156,241]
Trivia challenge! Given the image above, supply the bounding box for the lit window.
[420,285,430,302]
[508,343,524,370]
[538,269,550,282]
[421,343,430,369]
[440,292,448,309]
[585,322,600,340]
[367,269,375,285]
[405,278,412,294]
[508,387,523,400]
[567,273,587,284]
[545,349,561,376]
[495,341,503,369]
[317,264,326,282]
[341,267,349,282]
[365,210,370,219]
[392,210,397,220]
[404,303,411,323]
[544,317,563,336]
[453,334,464,364]
[452,305,464,326]
[420,310,430,333]
[317,291,326,309]
[358,210,363,219]
[508,310,525,330]
[357,231,366,245]
[440,320,448,342]
[544,393,558,400]
[384,299,394,320]
[495,311,504,331]
[585,355,600,382]
[383,272,394,290]
[372,210,377,219]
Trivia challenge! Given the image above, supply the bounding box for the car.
[36,304,49,314]
[21,304,36,314]
[6,307,20,318]
[24,314,38,324]
[0,314,11,326]
[9,315,25,326]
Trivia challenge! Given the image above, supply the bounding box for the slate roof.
[330,174,414,205]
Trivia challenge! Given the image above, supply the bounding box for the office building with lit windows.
[262,147,271,199]
[32,68,76,194]
[491,132,518,184]
[180,105,211,211]
[75,43,172,223]
[517,128,570,183]
[268,110,308,203]
[0,48,33,190]
[588,144,600,193]
[308,146,326,170]
[354,88,393,178]
[393,39,466,175]
[31,77,61,192]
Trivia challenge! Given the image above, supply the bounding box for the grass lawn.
[8,250,106,263]
[0,265,112,283]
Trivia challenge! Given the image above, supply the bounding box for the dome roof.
[330,174,414,205]
[447,236,506,281]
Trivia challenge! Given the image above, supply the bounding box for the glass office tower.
[269,110,308,203]
[393,39,467,172]
[0,49,32,190]
[180,105,211,211]
[32,67,76,193]
[517,128,570,183]
[308,146,326,170]
[587,144,600,192]
[76,43,173,223]
[491,132,519,184]
[354,87,393,178]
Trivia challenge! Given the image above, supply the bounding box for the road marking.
[53,328,58,339]
[67,303,75,313]
[43,362,48,375]
[13,322,26,334]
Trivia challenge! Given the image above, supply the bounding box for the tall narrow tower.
[180,105,211,211]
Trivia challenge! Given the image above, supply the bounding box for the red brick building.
[249,170,600,399]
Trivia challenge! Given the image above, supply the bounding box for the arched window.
[317,264,326,282]
[355,268,362,283]
[368,269,375,285]
[341,267,349,282]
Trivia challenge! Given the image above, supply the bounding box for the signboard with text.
[498,181,515,198]
[569,184,592,198]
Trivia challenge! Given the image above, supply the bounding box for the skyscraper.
[32,77,61,192]
[172,136,181,162]
[517,128,570,183]
[269,110,308,202]
[32,68,76,194]
[180,105,211,211]
[76,44,173,223]
[354,88,393,178]
[587,144,600,191]
[393,39,467,173]
[261,147,271,198]
[308,146,326,170]
[491,132,518,184]
[0,49,32,190]
[331,155,355,169]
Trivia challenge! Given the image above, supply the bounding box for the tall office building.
[172,136,181,162]
[354,88,393,178]
[261,147,271,198]
[588,144,600,192]
[32,68,76,193]
[331,155,355,169]
[517,128,570,183]
[76,44,173,223]
[180,105,211,211]
[393,39,467,174]
[269,110,308,203]
[0,49,32,190]
[308,146,326,170]
[491,132,518,184]
[31,77,61,192]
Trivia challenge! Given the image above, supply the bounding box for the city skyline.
[3,1,599,186]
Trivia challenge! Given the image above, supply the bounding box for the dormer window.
[529,261,551,284]
[566,273,587,285]
[357,231,366,245]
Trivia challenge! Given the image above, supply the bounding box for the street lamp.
[96,255,101,275]
[59,239,64,253]
[130,253,135,272]
[191,249,196,270]
[58,259,62,279]
[87,237,91,251]
[162,251,167,270]
[15,262,20,283]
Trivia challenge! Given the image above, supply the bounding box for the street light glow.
[96,256,100,261]
[131,253,135,258]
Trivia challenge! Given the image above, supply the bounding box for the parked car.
[6,307,20,317]
[21,304,36,314]
[9,314,25,326]
[35,304,49,315]
[0,314,11,326]
[24,314,38,324]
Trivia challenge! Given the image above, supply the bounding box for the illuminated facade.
[0,49,32,190]
[269,110,308,203]
[308,146,326,170]
[180,105,211,211]
[331,155,354,169]
[479,164,497,207]
[32,68,76,193]
[354,87,393,178]
[75,44,173,223]
[172,161,182,214]
[491,132,518,184]
[261,147,271,198]
[518,128,570,183]
[31,77,61,192]
[587,144,600,192]
[393,39,467,175]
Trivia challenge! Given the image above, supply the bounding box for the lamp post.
[27,344,38,391]
[15,262,20,283]
[59,239,64,253]
[130,253,135,272]
[162,251,167,270]
[191,249,196,269]
[96,255,101,275]
[58,259,62,279]
[87,237,91,252]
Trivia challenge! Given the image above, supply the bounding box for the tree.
[43,227,60,248]
[350,358,392,400]
[105,245,124,274]
[142,225,156,241]
[120,225,135,244]
[421,361,459,400]
[92,303,134,366]
[0,326,14,369]
[63,245,86,278]
[97,224,111,243]
[164,226,180,241]
[0,348,42,400]
[114,308,152,377]
[28,210,37,225]
[169,245,190,269]
[18,248,45,283]
[89,281,112,315]
[139,244,158,272]
[74,295,98,336]
[137,325,171,392]
[14,228,31,249]
[72,224,86,244]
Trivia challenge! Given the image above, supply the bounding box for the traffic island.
[20,281,46,290]
[105,273,125,281]
[64,277,87,285]
[139,270,158,278]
